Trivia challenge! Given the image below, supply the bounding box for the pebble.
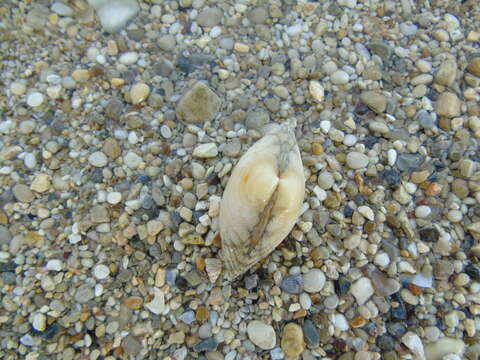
[360,91,387,113]
[467,57,480,75]
[107,192,122,205]
[193,143,218,158]
[93,264,110,279]
[30,173,50,193]
[435,59,457,86]
[10,81,26,95]
[309,81,324,103]
[193,338,217,352]
[350,277,374,305]
[130,83,150,105]
[32,313,46,332]
[88,151,108,167]
[425,337,465,360]
[13,184,35,203]
[247,320,276,350]
[119,51,139,65]
[46,259,63,271]
[94,0,140,33]
[281,275,304,294]
[302,320,319,347]
[402,332,425,360]
[75,284,95,303]
[122,335,142,356]
[330,70,349,85]
[415,205,431,218]
[196,7,223,27]
[245,109,269,129]
[303,268,326,293]
[281,323,304,358]
[346,152,369,169]
[23,153,37,170]
[176,82,221,123]
[27,92,44,107]
[435,92,460,118]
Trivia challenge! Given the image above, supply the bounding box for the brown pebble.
[349,316,367,328]
[311,143,323,155]
[196,306,209,322]
[425,182,442,196]
[293,309,307,319]
[196,256,206,271]
[281,322,304,358]
[408,283,423,296]
[124,296,143,310]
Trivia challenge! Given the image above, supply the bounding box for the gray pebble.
[280,274,304,294]
[245,109,269,129]
[396,153,424,172]
[74,284,94,303]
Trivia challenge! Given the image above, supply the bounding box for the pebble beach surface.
[1,0,480,359]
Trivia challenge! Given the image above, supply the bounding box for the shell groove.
[220,122,305,280]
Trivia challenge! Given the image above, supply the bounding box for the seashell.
[220,121,305,280]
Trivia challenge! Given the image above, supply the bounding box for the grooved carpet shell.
[220,122,305,280]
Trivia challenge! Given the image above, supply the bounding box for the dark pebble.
[303,319,320,347]
[396,154,424,172]
[386,322,407,337]
[381,169,401,186]
[465,264,480,281]
[90,168,103,183]
[377,335,395,351]
[280,275,304,294]
[42,322,60,340]
[177,57,194,74]
[363,135,379,149]
[244,274,259,290]
[343,205,354,218]
[390,295,407,320]
[419,228,439,242]
[175,275,189,291]
[117,269,133,283]
[0,261,17,272]
[2,272,16,284]
[170,211,182,231]
[193,338,217,352]
[335,276,351,296]
[166,269,178,285]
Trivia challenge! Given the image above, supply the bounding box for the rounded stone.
[107,192,122,205]
[361,91,387,113]
[32,313,46,332]
[10,81,27,95]
[346,152,369,169]
[303,268,326,293]
[88,151,108,167]
[436,92,460,118]
[281,323,304,358]
[119,51,138,65]
[13,184,35,203]
[130,83,150,105]
[330,70,349,85]
[93,264,110,280]
[27,92,44,107]
[415,205,431,218]
[317,171,334,189]
[247,320,276,350]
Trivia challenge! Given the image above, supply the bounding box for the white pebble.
[88,151,108,167]
[303,268,326,293]
[415,205,431,218]
[387,149,397,166]
[330,70,349,85]
[358,205,374,221]
[299,293,312,310]
[333,313,349,331]
[32,313,46,332]
[107,192,122,205]
[374,252,390,268]
[210,26,222,38]
[46,259,63,271]
[128,131,139,144]
[93,264,110,280]
[27,92,44,107]
[119,51,139,65]
[24,153,37,169]
[286,24,303,37]
[10,81,27,95]
[343,134,357,146]
[447,210,462,223]
[320,120,331,133]
[161,125,172,138]
[309,80,324,103]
